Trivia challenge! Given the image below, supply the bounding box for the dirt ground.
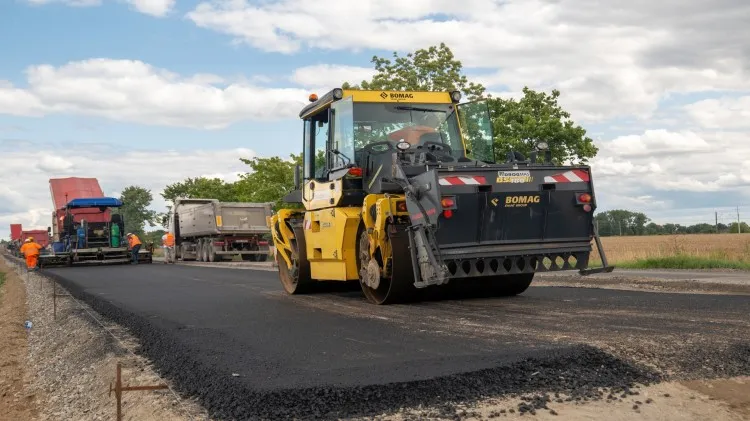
[0,259,39,420]
[374,378,750,420]
[0,256,210,421]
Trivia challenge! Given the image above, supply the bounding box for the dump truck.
[167,198,273,262]
[268,88,614,305]
[40,177,152,267]
[8,224,24,257]
[21,229,50,248]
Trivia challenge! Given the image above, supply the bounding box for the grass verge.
[615,255,750,270]
[0,271,5,289]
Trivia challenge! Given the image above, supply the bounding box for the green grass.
[615,255,750,270]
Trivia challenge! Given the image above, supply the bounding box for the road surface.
[41,264,750,420]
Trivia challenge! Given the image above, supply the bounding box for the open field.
[591,234,750,269]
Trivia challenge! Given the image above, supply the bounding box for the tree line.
[116,43,601,238]
[595,209,749,236]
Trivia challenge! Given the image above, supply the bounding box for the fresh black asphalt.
[42,263,750,420]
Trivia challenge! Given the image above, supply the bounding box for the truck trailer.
[7,224,25,257]
[21,229,50,248]
[168,198,273,262]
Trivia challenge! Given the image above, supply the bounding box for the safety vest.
[164,233,175,247]
[128,235,142,247]
[20,242,42,257]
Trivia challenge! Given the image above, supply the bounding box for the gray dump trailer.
[168,198,273,262]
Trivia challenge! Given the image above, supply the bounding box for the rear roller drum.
[277,225,313,295]
[478,273,535,297]
[358,225,418,305]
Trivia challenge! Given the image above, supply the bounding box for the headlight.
[535,141,549,151]
[332,88,343,100]
[396,140,411,150]
[450,90,462,103]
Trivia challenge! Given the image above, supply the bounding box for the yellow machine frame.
[270,88,460,283]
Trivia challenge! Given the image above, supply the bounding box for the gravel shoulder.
[4,253,750,420]
[1,255,210,421]
[535,269,750,295]
[0,258,39,421]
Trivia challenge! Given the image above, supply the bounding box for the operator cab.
[297,88,496,193]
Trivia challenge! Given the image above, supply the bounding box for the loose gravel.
[40,264,668,420]
[15,256,750,421]
[2,256,209,421]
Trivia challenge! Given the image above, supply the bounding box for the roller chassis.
[269,88,614,304]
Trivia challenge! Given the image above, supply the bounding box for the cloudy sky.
[1,0,749,238]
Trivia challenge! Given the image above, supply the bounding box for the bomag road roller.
[268,88,614,304]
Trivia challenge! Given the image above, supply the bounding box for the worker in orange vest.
[161,231,176,264]
[20,237,43,270]
[126,233,142,264]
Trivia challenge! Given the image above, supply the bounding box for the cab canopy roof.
[65,197,123,209]
[299,88,462,119]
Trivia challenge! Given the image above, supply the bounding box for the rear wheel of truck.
[200,241,208,262]
[277,225,312,294]
[357,224,417,305]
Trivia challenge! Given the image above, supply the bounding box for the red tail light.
[578,193,592,203]
[441,196,456,208]
[348,167,363,177]
[443,209,453,218]
[396,201,407,212]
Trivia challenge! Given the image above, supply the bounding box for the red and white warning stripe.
[544,169,590,183]
[439,175,488,186]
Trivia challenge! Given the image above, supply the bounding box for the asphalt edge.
[32,262,671,420]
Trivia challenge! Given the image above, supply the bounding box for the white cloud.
[0,144,259,239]
[0,59,311,129]
[685,96,750,129]
[592,130,750,195]
[187,0,750,122]
[25,0,101,6]
[125,0,175,16]
[290,64,375,90]
[24,0,174,15]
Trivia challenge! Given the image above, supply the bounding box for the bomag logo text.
[505,195,540,207]
[383,92,414,100]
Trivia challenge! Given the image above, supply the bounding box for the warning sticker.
[496,170,533,183]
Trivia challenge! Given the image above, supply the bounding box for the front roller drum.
[358,225,418,305]
[277,225,313,294]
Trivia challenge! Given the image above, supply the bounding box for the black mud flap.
[578,225,615,275]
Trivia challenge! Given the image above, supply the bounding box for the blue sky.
[1,0,749,238]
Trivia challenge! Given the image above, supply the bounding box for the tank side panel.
[176,203,219,237]
[217,203,272,234]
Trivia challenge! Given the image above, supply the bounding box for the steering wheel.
[418,140,455,161]
[362,141,394,155]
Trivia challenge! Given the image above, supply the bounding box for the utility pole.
[738,207,741,234]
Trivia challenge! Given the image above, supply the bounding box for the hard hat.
[126,233,132,237]
[26,237,33,242]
